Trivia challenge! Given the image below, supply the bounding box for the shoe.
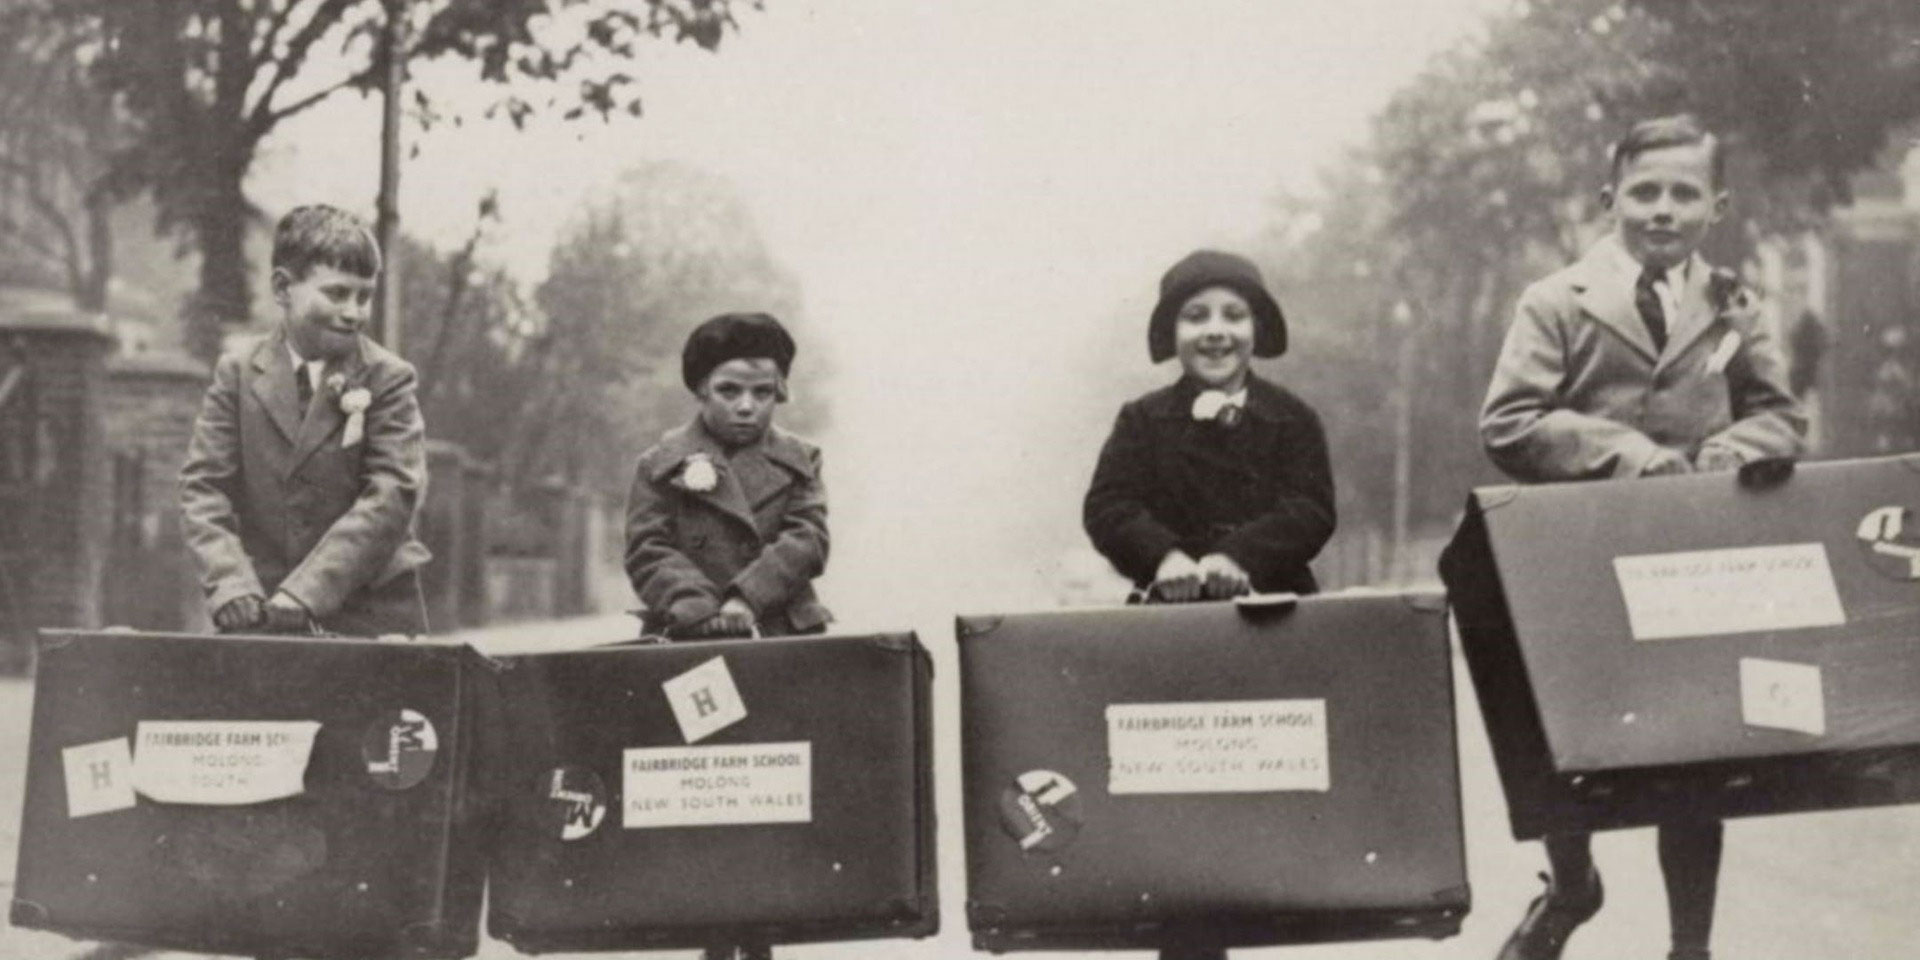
[1495,870,1605,960]
[1668,950,1710,960]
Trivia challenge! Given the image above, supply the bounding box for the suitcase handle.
[1736,456,1794,490]
[1127,587,1300,613]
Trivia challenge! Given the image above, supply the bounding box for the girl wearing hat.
[625,311,832,646]
[1084,249,1335,606]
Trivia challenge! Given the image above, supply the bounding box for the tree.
[2,0,757,361]
[0,12,132,310]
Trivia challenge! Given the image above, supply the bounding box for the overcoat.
[179,328,432,635]
[1480,234,1805,482]
[1083,374,1335,596]
[625,418,831,636]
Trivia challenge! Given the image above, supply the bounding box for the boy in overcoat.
[626,312,831,642]
[1478,116,1806,960]
[179,204,431,637]
[1085,249,1334,606]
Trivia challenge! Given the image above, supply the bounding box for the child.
[1083,249,1334,960]
[1084,249,1335,607]
[1478,115,1806,960]
[179,204,431,638]
[625,312,830,642]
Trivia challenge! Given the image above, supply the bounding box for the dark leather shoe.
[1495,870,1604,960]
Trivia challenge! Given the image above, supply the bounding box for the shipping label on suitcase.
[11,630,488,959]
[958,592,1468,953]
[1441,454,1920,839]
[484,632,937,952]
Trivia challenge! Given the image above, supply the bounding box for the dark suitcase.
[483,632,937,952]
[958,592,1468,953]
[10,630,488,959]
[1441,454,1920,839]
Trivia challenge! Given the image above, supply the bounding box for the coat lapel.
[1657,254,1716,369]
[647,420,759,532]
[247,329,303,444]
[1570,236,1659,362]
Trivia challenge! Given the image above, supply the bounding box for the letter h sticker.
[663,656,749,743]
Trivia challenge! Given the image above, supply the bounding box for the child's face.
[1174,285,1254,390]
[275,263,376,361]
[698,358,783,448]
[1607,142,1726,270]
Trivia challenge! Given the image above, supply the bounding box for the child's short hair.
[271,204,382,280]
[1609,114,1725,188]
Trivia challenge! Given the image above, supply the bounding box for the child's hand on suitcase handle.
[264,591,313,633]
[1152,551,1204,602]
[1197,553,1252,599]
[213,594,267,632]
[692,596,759,638]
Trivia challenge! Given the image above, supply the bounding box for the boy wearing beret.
[625,312,831,643]
[1479,115,1805,960]
[179,204,431,637]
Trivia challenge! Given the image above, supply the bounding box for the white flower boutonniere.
[332,375,372,448]
[677,453,720,493]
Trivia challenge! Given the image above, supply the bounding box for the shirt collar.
[1606,231,1691,288]
[285,342,324,391]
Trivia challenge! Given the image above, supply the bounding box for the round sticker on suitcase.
[361,709,438,790]
[998,769,1082,853]
[1857,506,1920,581]
[537,767,608,841]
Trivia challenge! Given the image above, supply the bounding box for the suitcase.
[10,630,488,959]
[1441,454,1920,839]
[483,632,937,952]
[957,592,1468,953]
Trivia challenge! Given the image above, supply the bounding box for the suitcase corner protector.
[35,629,79,651]
[863,632,922,654]
[8,896,49,928]
[955,616,1003,639]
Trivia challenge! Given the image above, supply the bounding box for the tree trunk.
[186,171,251,363]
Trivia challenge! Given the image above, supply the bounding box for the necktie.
[296,363,315,415]
[1635,266,1668,354]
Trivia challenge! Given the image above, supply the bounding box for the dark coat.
[1083,374,1335,596]
[178,327,432,635]
[625,418,831,636]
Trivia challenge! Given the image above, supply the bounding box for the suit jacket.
[1481,233,1806,482]
[1083,374,1335,596]
[625,418,831,636]
[178,328,432,634]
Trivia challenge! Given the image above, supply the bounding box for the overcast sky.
[259,0,1508,624]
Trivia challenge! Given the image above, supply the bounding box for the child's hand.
[1152,551,1204,602]
[1197,553,1252,599]
[696,597,758,638]
[264,592,313,633]
[213,594,266,633]
[1640,449,1693,477]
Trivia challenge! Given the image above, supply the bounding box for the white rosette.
[679,454,719,492]
[339,387,371,447]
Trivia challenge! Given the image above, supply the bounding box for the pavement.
[2,615,1916,960]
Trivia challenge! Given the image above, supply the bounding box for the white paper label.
[1740,658,1827,736]
[63,738,135,818]
[623,742,811,828]
[1107,700,1330,794]
[1612,544,1846,641]
[131,721,321,805]
[662,656,748,744]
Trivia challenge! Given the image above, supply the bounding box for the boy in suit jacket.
[626,312,831,643]
[179,204,431,637]
[1479,116,1805,960]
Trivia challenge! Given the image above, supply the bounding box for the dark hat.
[682,312,796,391]
[1147,249,1287,363]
